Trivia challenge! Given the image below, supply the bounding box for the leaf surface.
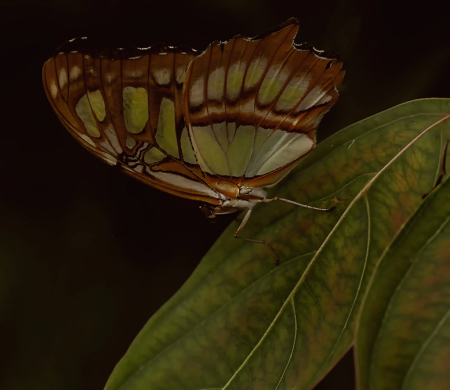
[355,169,450,389]
[105,99,450,390]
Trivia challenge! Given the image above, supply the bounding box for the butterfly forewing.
[43,40,223,205]
[183,19,345,190]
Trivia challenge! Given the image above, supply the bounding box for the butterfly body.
[43,19,344,217]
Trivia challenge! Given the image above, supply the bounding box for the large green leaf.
[105,99,450,390]
[355,166,450,388]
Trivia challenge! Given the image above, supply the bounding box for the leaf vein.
[304,192,372,389]
[401,306,450,390]
[274,297,298,390]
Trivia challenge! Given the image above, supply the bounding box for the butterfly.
[43,18,344,260]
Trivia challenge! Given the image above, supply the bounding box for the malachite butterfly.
[43,18,344,258]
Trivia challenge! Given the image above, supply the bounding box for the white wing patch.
[176,66,187,85]
[207,68,225,101]
[188,120,314,178]
[226,64,245,100]
[105,72,115,84]
[50,80,58,98]
[295,85,329,113]
[190,77,205,107]
[246,130,313,177]
[70,66,81,81]
[258,69,289,105]
[153,68,171,85]
[98,138,117,155]
[104,124,123,154]
[256,133,313,176]
[59,68,67,89]
[127,70,143,79]
[102,152,118,166]
[275,78,309,111]
[80,133,96,148]
[244,59,267,90]
[148,169,220,198]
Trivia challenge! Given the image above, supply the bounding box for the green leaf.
[355,169,450,388]
[105,99,450,390]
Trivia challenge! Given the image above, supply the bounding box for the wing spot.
[105,72,115,84]
[59,68,67,89]
[295,85,327,112]
[275,79,309,111]
[153,68,171,85]
[176,66,187,84]
[123,86,149,134]
[104,124,123,154]
[144,147,166,164]
[317,93,332,105]
[244,59,267,90]
[148,169,220,198]
[190,77,204,107]
[155,98,180,158]
[226,64,244,100]
[87,90,106,122]
[102,152,117,166]
[50,80,58,98]
[126,135,137,150]
[76,94,101,138]
[128,70,143,79]
[181,128,197,164]
[80,134,96,148]
[207,68,225,101]
[70,66,81,80]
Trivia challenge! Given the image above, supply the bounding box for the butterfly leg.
[262,197,336,212]
[234,209,280,266]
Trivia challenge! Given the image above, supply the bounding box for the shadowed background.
[1,0,450,389]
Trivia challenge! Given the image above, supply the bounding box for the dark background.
[1,0,450,389]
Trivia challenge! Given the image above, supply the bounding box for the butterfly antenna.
[263,196,337,212]
[234,209,280,266]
